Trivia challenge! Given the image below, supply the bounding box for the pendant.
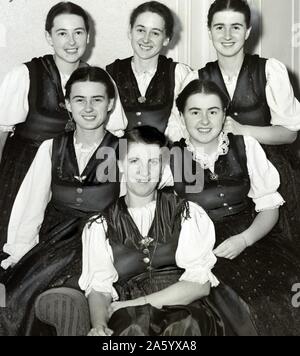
[209,172,219,181]
[140,236,154,248]
[74,175,87,183]
[138,96,147,104]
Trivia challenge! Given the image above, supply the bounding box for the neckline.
[120,194,159,239]
[129,55,162,100]
[131,57,158,76]
[216,54,248,102]
[70,131,108,178]
[185,132,230,171]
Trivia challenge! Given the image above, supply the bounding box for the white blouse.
[131,61,192,142]
[0,63,127,137]
[181,58,300,132]
[1,136,103,270]
[162,134,285,213]
[79,200,219,300]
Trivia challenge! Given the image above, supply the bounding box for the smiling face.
[183,92,226,146]
[209,10,251,59]
[66,81,114,132]
[129,11,170,61]
[120,142,162,199]
[46,14,88,65]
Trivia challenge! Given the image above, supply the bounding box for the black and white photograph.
[0,0,299,338]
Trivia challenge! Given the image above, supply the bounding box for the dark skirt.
[0,135,40,251]
[0,204,85,336]
[108,268,257,336]
[264,145,300,246]
[213,209,300,336]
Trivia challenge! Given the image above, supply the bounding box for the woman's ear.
[65,99,72,113]
[108,99,114,113]
[245,26,252,40]
[117,160,124,174]
[45,31,53,46]
[128,26,133,41]
[163,37,170,47]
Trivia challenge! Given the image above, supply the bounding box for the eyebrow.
[135,24,163,32]
[188,106,221,111]
[71,95,105,99]
[212,23,243,27]
[55,27,86,32]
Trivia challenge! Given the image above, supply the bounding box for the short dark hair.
[45,1,90,33]
[208,0,251,29]
[176,80,230,114]
[65,66,115,100]
[124,126,168,148]
[130,1,174,39]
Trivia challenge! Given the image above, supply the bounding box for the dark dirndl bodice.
[101,190,256,336]
[171,134,252,222]
[0,55,87,250]
[199,54,300,243]
[107,55,176,133]
[171,136,300,335]
[0,132,120,336]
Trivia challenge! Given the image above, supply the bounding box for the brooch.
[209,172,219,181]
[138,96,147,104]
[140,236,154,248]
[74,175,87,183]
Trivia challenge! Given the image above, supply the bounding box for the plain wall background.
[0,0,299,96]
[0,0,182,80]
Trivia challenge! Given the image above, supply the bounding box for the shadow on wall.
[246,6,261,54]
[247,7,300,158]
[161,9,182,56]
[81,10,96,64]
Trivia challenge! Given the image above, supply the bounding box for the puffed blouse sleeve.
[176,202,219,287]
[245,135,285,212]
[0,64,29,131]
[165,63,192,142]
[1,139,53,269]
[265,58,300,131]
[79,218,119,300]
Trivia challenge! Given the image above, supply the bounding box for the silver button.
[223,203,228,207]
[76,198,83,204]
[228,207,233,211]
[143,257,150,264]
[234,112,238,116]
[77,188,83,194]
[136,112,142,117]
[138,121,142,126]
[219,193,225,198]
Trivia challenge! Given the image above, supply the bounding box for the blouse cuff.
[84,284,119,301]
[0,125,14,133]
[2,241,38,269]
[253,192,285,212]
[179,268,220,288]
[1,256,16,270]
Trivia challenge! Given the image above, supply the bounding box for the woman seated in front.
[79,126,256,336]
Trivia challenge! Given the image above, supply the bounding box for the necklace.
[140,234,159,284]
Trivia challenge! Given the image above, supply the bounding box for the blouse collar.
[131,59,157,77]
[185,132,230,172]
[73,132,103,153]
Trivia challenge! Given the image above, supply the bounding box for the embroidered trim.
[186,132,230,171]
